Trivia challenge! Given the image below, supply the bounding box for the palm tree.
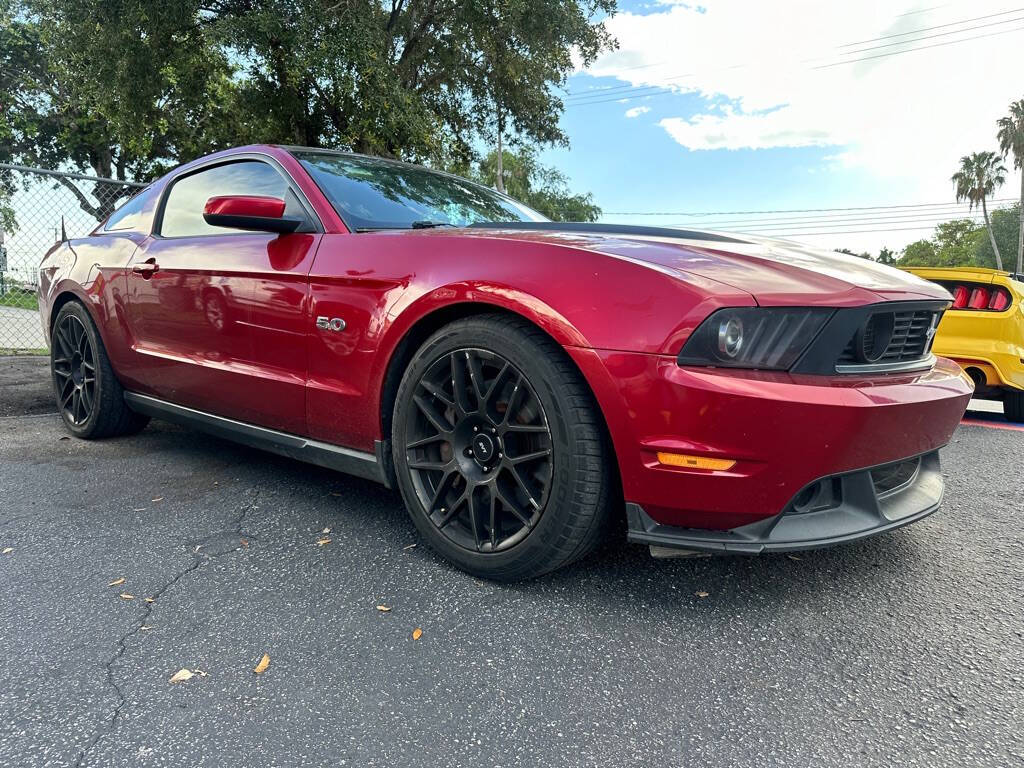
[951,152,1006,270]
[996,98,1024,275]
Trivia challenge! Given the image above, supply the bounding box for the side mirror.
[202,195,304,234]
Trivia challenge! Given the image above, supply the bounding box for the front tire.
[50,301,149,439]
[392,315,614,580]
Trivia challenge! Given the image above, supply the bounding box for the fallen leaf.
[322,527,331,534]
[58,436,69,441]
[240,539,249,548]
[316,537,331,547]
[194,545,202,553]
[140,625,152,631]
[169,668,194,683]
[193,669,208,677]
[132,508,146,512]
[412,627,423,640]
[376,605,392,612]
[2,547,12,555]
[119,593,135,600]
[151,497,163,502]
[108,577,126,587]
[253,653,270,675]
[787,554,802,561]
[144,597,155,603]
[695,591,710,599]
[402,543,417,551]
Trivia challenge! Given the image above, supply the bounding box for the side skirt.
[123,392,390,487]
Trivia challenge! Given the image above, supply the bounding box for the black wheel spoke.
[408,457,451,472]
[504,423,549,434]
[501,375,525,425]
[508,448,551,465]
[450,352,474,415]
[428,468,459,513]
[406,433,449,450]
[465,352,488,406]
[52,314,97,427]
[496,487,534,528]
[506,465,540,510]
[413,393,453,435]
[489,488,499,549]
[418,378,453,408]
[405,347,552,554]
[437,490,468,529]
[467,487,485,551]
[59,382,75,409]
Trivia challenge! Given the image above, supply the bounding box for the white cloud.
[624,105,651,118]
[584,0,1024,202]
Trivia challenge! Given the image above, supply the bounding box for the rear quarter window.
[103,186,157,233]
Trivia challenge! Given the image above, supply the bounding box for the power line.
[601,206,1016,229]
[813,21,1024,69]
[595,197,1018,217]
[564,19,1024,107]
[564,7,1024,103]
[837,6,1023,46]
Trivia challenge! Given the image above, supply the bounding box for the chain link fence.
[0,165,145,352]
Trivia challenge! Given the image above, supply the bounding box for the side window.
[160,161,288,237]
[104,186,154,232]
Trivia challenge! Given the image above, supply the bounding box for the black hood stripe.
[468,221,751,244]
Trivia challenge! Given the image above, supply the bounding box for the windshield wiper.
[410,220,454,229]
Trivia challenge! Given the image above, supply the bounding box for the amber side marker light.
[656,452,736,471]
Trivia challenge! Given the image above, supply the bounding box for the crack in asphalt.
[72,486,262,768]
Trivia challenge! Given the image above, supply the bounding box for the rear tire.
[50,301,149,439]
[1004,389,1024,423]
[391,314,614,580]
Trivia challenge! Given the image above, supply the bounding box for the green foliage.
[897,208,1021,269]
[475,149,600,221]
[973,204,1022,268]
[951,151,1006,209]
[1,0,616,223]
[951,150,1007,269]
[996,97,1024,273]
[900,239,940,266]
[877,247,896,265]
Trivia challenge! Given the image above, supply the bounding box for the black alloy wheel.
[404,347,554,553]
[392,315,614,580]
[50,301,150,439]
[52,313,96,426]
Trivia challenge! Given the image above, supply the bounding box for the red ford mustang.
[38,145,973,579]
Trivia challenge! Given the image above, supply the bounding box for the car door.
[124,157,321,435]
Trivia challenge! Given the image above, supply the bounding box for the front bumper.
[627,451,942,553]
[568,349,973,532]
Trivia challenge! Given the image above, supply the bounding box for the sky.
[543,0,1024,255]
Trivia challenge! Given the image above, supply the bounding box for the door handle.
[132,258,158,278]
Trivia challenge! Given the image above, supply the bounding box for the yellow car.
[903,266,1024,421]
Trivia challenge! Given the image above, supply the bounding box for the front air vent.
[835,309,939,371]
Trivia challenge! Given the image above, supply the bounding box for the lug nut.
[483,466,489,473]
[467,448,474,456]
[473,426,479,432]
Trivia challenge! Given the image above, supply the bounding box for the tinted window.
[161,161,288,237]
[104,187,153,232]
[293,151,545,231]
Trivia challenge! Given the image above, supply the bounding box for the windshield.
[292,151,547,231]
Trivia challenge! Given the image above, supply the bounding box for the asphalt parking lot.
[1,356,1022,767]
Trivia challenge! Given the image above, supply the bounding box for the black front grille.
[836,309,939,366]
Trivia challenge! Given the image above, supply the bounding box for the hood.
[463,222,951,306]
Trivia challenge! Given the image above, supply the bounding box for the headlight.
[678,307,833,370]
